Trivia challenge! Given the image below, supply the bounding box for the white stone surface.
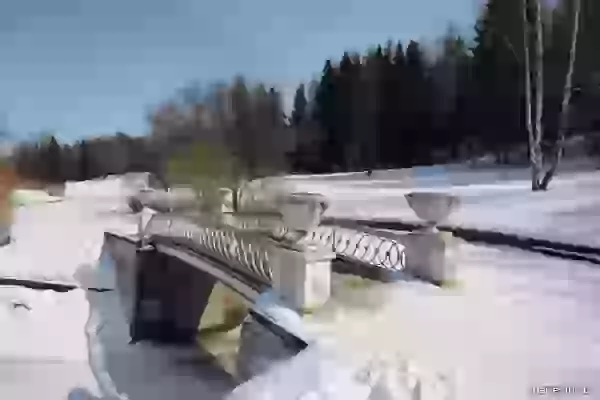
[280,192,328,233]
[403,232,454,284]
[404,192,459,225]
[270,245,334,311]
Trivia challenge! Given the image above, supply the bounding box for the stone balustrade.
[142,190,336,313]
[138,185,461,300]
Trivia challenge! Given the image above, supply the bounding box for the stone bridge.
[101,189,458,385]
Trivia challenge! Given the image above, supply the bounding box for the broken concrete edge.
[323,217,600,258]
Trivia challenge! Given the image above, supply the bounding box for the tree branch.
[540,0,582,189]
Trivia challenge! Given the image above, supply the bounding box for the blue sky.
[0,0,479,143]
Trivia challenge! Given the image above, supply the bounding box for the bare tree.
[532,0,545,190]
[540,0,582,189]
[523,0,540,189]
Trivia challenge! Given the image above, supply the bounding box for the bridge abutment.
[131,246,217,344]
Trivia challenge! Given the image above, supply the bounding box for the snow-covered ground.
[330,241,600,399]
[288,167,600,248]
[0,177,236,399]
[232,239,600,400]
[2,172,599,399]
[0,286,101,399]
[0,199,138,287]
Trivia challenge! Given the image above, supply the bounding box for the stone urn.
[403,192,460,286]
[405,192,460,231]
[271,192,335,312]
[277,192,329,249]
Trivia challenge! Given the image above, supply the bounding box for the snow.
[80,266,236,400]
[252,290,312,343]
[1,178,144,286]
[2,172,599,400]
[274,241,600,400]
[1,176,236,399]
[0,199,139,287]
[235,238,600,400]
[0,180,132,398]
[0,286,101,399]
[289,167,600,248]
[11,189,62,206]
[227,343,373,400]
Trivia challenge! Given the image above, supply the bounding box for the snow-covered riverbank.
[0,179,236,399]
[1,172,598,399]
[290,169,600,248]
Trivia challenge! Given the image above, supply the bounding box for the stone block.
[270,245,334,312]
[403,232,456,286]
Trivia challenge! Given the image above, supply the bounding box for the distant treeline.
[9,0,600,183]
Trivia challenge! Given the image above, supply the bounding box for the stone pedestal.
[403,231,456,285]
[403,192,460,286]
[270,244,335,313]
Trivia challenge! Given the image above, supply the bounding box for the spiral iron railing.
[302,226,406,270]
[209,213,407,272]
[142,212,407,286]
[144,213,273,284]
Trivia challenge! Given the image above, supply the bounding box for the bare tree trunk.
[531,0,545,190]
[522,0,538,190]
[540,0,582,189]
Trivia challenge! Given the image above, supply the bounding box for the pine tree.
[336,52,355,169]
[576,0,599,85]
[401,40,431,164]
[377,40,401,167]
[78,140,90,181]
[314,60,339,170]
[291,84,308,127]
[44,135,62,183]
[472,0,527,162]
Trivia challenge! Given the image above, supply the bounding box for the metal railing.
[302,225,406,270]
[144,213,273,285]
[147,210,405,269]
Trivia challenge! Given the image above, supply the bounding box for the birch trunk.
[532,0,545,190]
[522,0,539,190]
[540,0,582,189]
